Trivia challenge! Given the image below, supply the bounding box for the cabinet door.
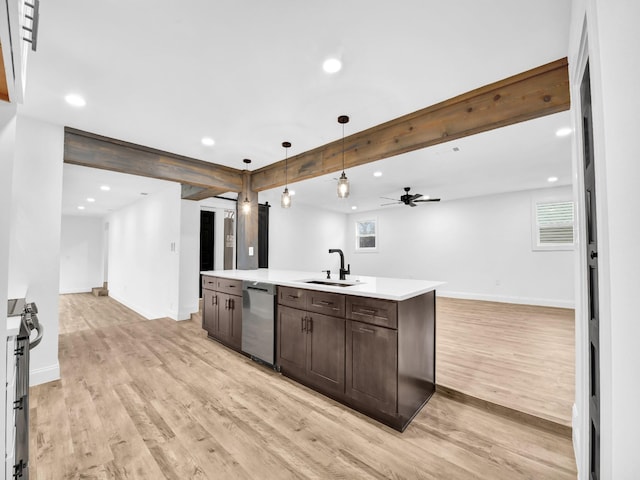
[202,289,218,334]
[227,295,242,350]
[306,313,345,397]
[346,320,397,414]
[217,293,232,341]
[277,305,307,378]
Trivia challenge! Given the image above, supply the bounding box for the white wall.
[59,215,104,293]
[0,101,18,471]
[347,187,575,307]
[107,184,182,320]
[8,116,63,385]
[569,1,640,478]
[178,200,200,319]
[268,202,347,275]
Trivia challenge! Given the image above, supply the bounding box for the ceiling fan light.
[337,172,350,198]
[281,187,291,208]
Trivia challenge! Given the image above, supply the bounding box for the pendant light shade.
[337,172,349,198]
[337,115,350,198]
[241,158,252,215]
[281,141,292,208]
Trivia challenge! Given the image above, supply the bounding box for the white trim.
[29,363,60,387]
[59,288,92,295]
[354,217,379,253]
[436,290,575,309]
[109,292,153,320]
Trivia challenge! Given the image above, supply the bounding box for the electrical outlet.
[248,246,254,256]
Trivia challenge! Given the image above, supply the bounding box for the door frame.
[570,13,609,479]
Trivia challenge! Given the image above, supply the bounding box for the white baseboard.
[437,290,575,309]
[59,287,92,294]
[108,292,153,320]
[29,362,60,386]
[572,403,585,480]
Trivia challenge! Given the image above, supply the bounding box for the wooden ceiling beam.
[180,184,232,201]
[250,58,570,192]
[64,127,243,193]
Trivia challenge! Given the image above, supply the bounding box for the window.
[533,201,575,250]
[355,218,377,252]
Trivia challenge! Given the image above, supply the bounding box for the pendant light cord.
[342,123,345,173]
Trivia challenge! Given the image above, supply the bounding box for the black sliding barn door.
[258,202,269,268]
[581,61,600,480]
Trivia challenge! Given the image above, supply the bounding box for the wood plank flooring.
[28,293,576,479]
[436,297,575,427]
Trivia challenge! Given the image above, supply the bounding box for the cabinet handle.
[358,327,375,334]
[288,294,299,299]
[301,317,305,332]
[307,317,313,333]
[318,300,333,306]
[212,295,217,306]
[230,298,234,310]
[224,299,229,310]
[358,308,376,315]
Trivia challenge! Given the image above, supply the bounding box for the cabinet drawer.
[278,286,307,309]
[346,296,397,329]
[216,277,242,295]
[202,276,217,291]
[307,290,345,318]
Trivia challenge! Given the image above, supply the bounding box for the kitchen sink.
[302,279,361,287]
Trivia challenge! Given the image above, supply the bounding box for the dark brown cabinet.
[346,320,397,414]
[202,288,218,334]
[201,276,242,352]
[217,292,242,350]
[277,300,345,397]
[277,285,435,432]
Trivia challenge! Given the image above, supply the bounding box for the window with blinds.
[534,201,575,249]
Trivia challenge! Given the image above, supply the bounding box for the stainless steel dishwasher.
[242,281,276,367]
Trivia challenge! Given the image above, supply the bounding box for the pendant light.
[337,115,350,198]
[241,158,252,215]
[281,141,292,209]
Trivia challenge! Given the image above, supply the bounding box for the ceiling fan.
[381,187,441,207]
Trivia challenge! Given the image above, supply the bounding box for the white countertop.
[200,269,444,301]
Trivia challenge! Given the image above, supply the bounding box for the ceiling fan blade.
[411,193,423,201]
[414,198,441,202]
[380,196,399,201]
[409,202,417,207]
[380,201,401,206]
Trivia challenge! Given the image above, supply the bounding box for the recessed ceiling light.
[452,146,460,152]
[77,205,85,210]
[323,58,342,74]
[289,190,296,196]
[351,206,357,210]
[424,195,430,200]
[100,185,110,191]
[86,197,95,202]
[201,137,215,146]
[140,192,148,196]
[548,176,559,183]
[373,171,382,177]
[65,94,86,107]
[556,127,572,137]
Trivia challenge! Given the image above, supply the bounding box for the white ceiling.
[23,1,573,216]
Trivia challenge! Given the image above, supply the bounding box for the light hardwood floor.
[436,297,575,427]
[28,293,576,479]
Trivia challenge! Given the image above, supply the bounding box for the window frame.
[531,197,575,251]
[354,217,378,253]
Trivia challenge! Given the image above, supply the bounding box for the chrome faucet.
[328,249,350,280]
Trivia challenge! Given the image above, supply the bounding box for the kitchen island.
[200,269,443,432]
